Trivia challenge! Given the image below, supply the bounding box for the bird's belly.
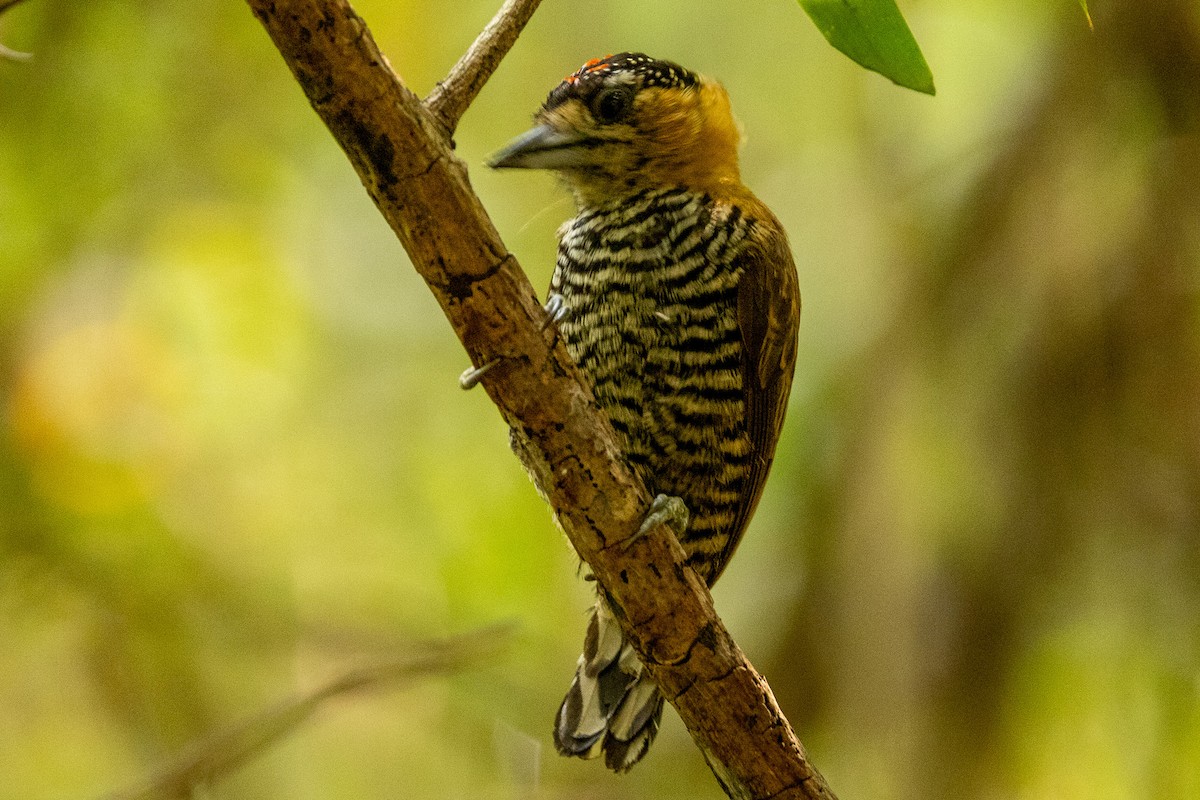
[559,292,751,574]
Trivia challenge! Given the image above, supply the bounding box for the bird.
[487,52,800,773]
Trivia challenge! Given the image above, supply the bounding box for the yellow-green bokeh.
[1,1,1198,798]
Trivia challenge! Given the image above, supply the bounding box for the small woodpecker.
[489,52,801,773]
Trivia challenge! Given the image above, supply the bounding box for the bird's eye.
[592,87,633,123]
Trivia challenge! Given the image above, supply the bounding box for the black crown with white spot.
[542,52,699,112]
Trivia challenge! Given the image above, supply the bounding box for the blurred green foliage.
[2,1,1199,799]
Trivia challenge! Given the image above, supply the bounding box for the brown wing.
[710,215,800,581]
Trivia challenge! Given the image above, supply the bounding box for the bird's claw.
[459,359,500,390]
[626,494,689,550]
[542,293,567,330]
[462,295,564,389]
[461,295,565,389]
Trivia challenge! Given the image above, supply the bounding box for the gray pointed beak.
[487,124,589,170]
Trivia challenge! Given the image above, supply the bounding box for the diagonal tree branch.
[245,1,837,797]
[425,0,544,133]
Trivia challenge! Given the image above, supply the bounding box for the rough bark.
[245,2,837,797]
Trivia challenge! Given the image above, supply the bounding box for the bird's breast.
[549,188,756,525]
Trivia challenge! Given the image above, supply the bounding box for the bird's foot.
[542,292,567,330]
[459,359,500,390]
[461,295,567,390]
[626,494,689,550]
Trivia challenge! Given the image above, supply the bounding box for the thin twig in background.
[425,0,544,133]
[0,0,32,61]
[103,622,517,800]
[0,42,31,61]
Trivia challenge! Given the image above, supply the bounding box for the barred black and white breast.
[550,186,758,582]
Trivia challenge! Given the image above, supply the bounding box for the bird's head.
[488,53,742,206]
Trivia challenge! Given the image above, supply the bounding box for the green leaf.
[798,0,936,95]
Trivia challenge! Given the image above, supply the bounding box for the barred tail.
[553,599,665,772]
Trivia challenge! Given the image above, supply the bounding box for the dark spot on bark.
[619,569,628,584]
[368,132,397,189]
[294,66,334,106]
[442,254,509,301]
[695,621,718,653]
[298,24,311,43]
[444,269,476,301]
[549,358,570,379]
[648,562,661,579]
[338,113,398,191]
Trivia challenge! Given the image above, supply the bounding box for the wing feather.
[712,214,800,579]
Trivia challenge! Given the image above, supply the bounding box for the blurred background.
[2,0,1198,798]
